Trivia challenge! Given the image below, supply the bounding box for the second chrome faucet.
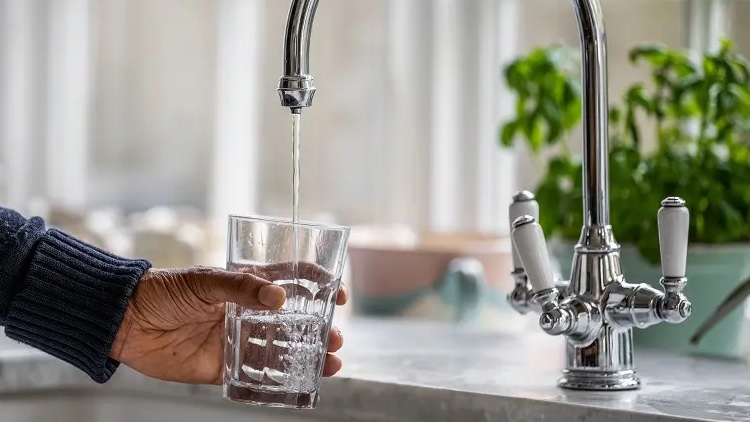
[507,191,691,391]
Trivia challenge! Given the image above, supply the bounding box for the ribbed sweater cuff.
[5,229,151,383]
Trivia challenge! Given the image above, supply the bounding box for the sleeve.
[0,206,151,383]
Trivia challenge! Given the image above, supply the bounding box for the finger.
[327,327,343,352]
[336,284,348,306]
[190,267,286,310]
[228,265,263,278]
[321,353,342,377]
[262,262,334,283]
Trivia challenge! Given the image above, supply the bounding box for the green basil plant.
[500,39,750,264]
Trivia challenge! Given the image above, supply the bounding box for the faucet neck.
[278,0,613,230]
[278,0,320,110]
[283,0,320,77]
[572,0,610,227]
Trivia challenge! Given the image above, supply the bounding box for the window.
[0,0,738,238]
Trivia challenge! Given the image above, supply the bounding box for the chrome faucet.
[502,1,692,393]
[277,0,692,391]
[277,0,319,114]
[508,192,690,391]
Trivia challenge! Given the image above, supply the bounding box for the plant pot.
[552,242,750,359]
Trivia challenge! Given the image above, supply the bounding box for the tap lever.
[656,197,692,324]
[658,197,689,279]
[509,191,540,271]
[511,216,555,293]
[506,192,543,315]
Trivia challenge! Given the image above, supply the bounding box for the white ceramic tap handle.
[658,197,689,279]
[509,191,540,270]
[511,216,555,292]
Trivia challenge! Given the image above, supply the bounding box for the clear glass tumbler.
[222,215,350,409]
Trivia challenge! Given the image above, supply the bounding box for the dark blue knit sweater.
[0,206,151,383]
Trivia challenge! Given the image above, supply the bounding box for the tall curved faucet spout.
[277,0,320,113]
[572,0,609,227]
[277,0,611,227]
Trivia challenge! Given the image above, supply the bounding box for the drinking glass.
[222,215,350,409]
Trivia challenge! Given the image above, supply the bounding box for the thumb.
[189,267,287,310]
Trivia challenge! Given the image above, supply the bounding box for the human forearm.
[0,206,151,383]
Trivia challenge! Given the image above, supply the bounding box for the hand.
[110,264,347,384]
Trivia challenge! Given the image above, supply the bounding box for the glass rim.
[228,214,350,233]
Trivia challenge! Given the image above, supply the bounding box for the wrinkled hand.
[110,264,346,384]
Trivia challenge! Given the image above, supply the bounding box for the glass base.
[223,381,319,409]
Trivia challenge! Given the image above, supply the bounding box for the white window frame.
[383,0,519,234]
[0,0,36,211]
[44,0,93,209]
[209,0,264,225]
[684,0,729,54]
[1,0,93,213]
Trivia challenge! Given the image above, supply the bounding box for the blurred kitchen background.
[0,0,747,325]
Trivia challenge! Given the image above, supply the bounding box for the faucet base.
[560,323,639,391]
[558,369,640,391]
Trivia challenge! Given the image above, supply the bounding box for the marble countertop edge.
[0,352,704,422]
[0,319,747,422]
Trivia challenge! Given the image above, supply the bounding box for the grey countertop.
[1,317,750,422]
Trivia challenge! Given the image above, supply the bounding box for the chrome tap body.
[278,0,693,391]
[508,194,691,391]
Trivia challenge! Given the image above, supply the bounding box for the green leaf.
[732,57,750,84]
[629,44,669,65]
[501,45,582,155]
[500,120,519,147]
[625,84,652,113]
[609,107,622,124]
[499,39,750,262]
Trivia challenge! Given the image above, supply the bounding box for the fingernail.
[259,285,286,308]
[335,328,344,347]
